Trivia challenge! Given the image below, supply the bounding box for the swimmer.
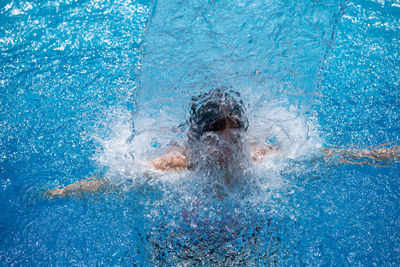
[46,87,400,198]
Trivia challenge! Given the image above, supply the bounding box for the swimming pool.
[1,0,399,265]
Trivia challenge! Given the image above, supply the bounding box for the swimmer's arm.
[46,176,107,199]
[149,146,188,171]
[321,144,400,166]
[46,147,186,199]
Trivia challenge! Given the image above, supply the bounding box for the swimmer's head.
[187,87,250,173]
[188,87,248,143]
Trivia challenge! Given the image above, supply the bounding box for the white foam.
[92,107,185,187]
[249,101,322,160]
[92,102,322,198]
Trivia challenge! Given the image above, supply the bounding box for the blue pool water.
[1,0,400,265]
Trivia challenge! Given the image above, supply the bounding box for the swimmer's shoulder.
[250,142,279,162]
[149,145,188,171]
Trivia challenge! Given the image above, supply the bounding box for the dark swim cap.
[188,87,248,142]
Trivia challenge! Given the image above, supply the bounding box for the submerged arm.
[46,176,107,199]
[321,143,400,166]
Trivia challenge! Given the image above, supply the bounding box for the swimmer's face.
[201,117,245,169]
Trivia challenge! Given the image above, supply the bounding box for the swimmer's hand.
[149,146,188,171]
[45,177,107,199]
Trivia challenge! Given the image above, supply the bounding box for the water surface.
[1,0,399,265]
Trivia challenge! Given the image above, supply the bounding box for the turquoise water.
[1,0,399,265]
